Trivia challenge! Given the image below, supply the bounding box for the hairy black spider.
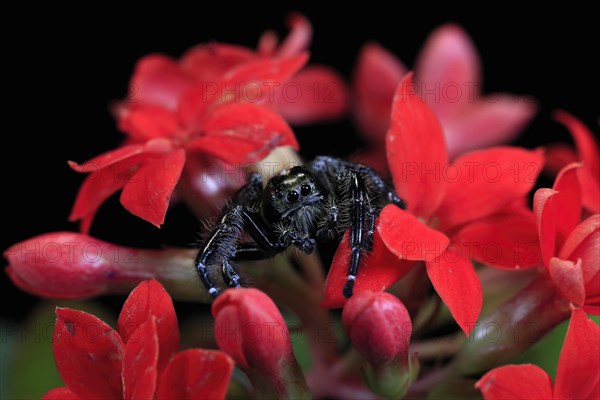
[194,156,406,299]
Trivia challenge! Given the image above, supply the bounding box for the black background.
[3,7,598,322]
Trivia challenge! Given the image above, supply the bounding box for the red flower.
[545,111,599,214]
[354,24,536,158]
[324,74,544,336]
[69,14,350,232]
[43,279,234,400]
[476,308,600,400]
[130,13,347,125]
[534,163,600,314]
[69,57,304,231]
[212,288,310,398]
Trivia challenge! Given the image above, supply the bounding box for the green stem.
[411,336,465,361]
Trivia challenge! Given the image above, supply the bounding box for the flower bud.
[212,288,310,399]
[343,291,417,398]
[4,232,208,301]
[343,291,412,366]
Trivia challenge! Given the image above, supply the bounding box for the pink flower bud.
[342,291,412,367]
[212,288,310,398]
[4,232,205,301]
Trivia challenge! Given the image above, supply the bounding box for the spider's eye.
[300,184,311,196]
[275,190,284,198]
[287,190,299,203]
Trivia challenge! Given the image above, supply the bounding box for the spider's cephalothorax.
[194,157,406,299]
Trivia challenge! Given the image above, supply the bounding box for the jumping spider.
[195,156,406,299]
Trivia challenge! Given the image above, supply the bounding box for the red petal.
[378,206,450,261]
[118,279,180,376]
[584,303,600,316]
[415,24,480,120]
[425,250,482,335]
[257,30,278,56]
[220,54,308,101]
[69,155,147,233]
[276,65,348,125]
[545,143,579,175]
[321,227,416,309]
[452,209,540,269]
[68,144,147,173]
[559,215,600,300]
[129,54,197,109]
[156,349,234,400]
[552,163,583,251]
[561,216,600,301]
[122,318,159,400]
[180,43,255,82]
[117,104,181,141]
[554,110,600,180]
[443,96,537,158]
[69,138,177,232]
[548,257,585,306]
[120,149,185,227]
[353,43,406,144]
[559,214,600,261]
[42,387,79,400]
[53,308,124,399]
[276,13,312,58]
[554,309,600,399]
[386,73,448,218]
[188,103,298,164]
[475,364,553,400]
[534,188,559,266]
[178,54,308,128]
[554,110,600,213]
[578,167,600,214]
[437,147,544,230]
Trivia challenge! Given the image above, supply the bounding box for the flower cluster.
[4,14,599,399]
[44,280,233,399]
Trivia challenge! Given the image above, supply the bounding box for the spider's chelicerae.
[195,156,406,299]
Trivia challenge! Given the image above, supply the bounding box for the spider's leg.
[315,199,339,241]
[233,242,275,261]
[221,258,242,288]
[195,205,245,298]
[232,172,263,205]
[352,165,407,209]
[343,170,375,298]
[195,173,265,297]
[310,156,406,209]
[238,206,315,254]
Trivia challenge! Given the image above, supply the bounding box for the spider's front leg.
[343,170,376,298]
[194,205,247,297]
[195,172,271,298]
